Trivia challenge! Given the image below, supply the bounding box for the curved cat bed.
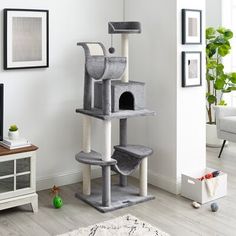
[86,56,126,80]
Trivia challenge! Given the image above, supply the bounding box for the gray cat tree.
[75,22,155,213]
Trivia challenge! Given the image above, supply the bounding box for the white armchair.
[215,106,236,158]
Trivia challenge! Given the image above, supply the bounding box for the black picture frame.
[0,84,3,141]
[182,9,202,45]
[182,51,202,87]
[3,8,49,70]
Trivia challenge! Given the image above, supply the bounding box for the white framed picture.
[4,9,49,70]
[182,9,202,44]
[182,52,202,87]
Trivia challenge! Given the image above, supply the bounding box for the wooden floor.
[1,144,236,236]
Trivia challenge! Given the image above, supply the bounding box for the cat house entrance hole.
[119,92,134,110]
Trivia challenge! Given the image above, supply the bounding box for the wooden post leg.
[31,194,38,213]
[140,157,148,196]
[82,115,92,195]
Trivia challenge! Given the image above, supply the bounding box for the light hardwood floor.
[0,144,236,236]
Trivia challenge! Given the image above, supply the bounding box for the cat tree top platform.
[76,108,155,120]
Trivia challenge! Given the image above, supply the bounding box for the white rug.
[58,214,170,236]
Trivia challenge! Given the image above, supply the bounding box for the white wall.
[176,0,206,186]
[0,0,123,190]
[206,0,222,27]
[125,0,178,193]
[125,0,206,193]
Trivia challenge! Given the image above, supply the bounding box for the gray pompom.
[109,47,115,54]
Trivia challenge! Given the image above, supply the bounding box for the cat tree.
[75,22,155,213]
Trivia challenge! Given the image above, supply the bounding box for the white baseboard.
[36,167,102,191]
[148,170,181,194]
[37,168,181,195]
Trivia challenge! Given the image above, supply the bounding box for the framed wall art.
[182,9,202,44]
[4,9,49,70]
[182,51,202,87]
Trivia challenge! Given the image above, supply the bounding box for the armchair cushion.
[215,106,236,120]
[219,116,236,134]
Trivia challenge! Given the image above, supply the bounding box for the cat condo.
[75,21,156,212]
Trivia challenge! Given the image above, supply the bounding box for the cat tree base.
[75,182,155,213]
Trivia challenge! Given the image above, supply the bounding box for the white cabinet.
[0,145,38,212]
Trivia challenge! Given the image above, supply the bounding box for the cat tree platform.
[76,108,155,120]
[108,22,141,34]
[76,150,117,166]
[75,182,154,213]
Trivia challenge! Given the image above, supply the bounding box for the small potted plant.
[8,124,19,140]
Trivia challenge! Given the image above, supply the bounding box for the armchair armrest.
[214,106,236,120]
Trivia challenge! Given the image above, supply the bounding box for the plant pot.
[206,123,223,147]
[8,130,19,140]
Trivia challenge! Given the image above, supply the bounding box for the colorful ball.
[53,196,63,208]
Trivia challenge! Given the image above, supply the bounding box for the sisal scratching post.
[82,115,92,195]
[121,34,129,83]
[140,157,148,196]
[119,118,128,186]
[103,120,111,161]
[102,120,112,206]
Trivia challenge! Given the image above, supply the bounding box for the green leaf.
[214,79,225,90]
[206,27,216,39]
[229,72,236,83]
[218,74,228,81]
[228,86,236,91]
[217,63,224,70]
[217,27,226,34]
[206,43,217,57]
[224,30,233,40]
[218,44,230,56]
[214,35,226,45]
[216,63,224,75]
[206,74,215,81]
[207,60,217,69]
[207,95,216,104]
[218,100,227,106]
[222,88,232,93]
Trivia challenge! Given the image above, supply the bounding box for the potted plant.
[8,124,19,140]
[206,27,236,146]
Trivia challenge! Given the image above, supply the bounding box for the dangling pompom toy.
[109,47,115,54]
[108,34,115,54]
